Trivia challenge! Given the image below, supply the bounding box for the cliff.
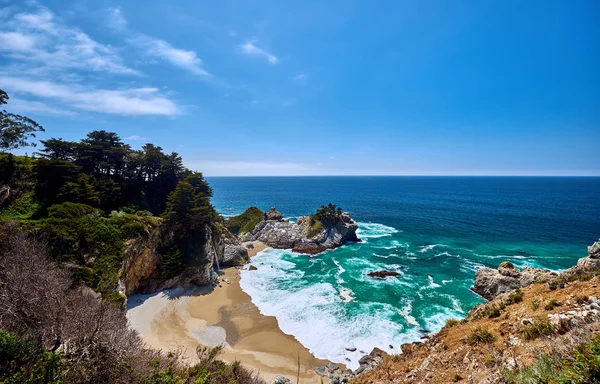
[240,207,360,254]
[118,221,248,295]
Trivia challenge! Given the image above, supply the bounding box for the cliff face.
[240,209,360,254]
[118,222,248,295]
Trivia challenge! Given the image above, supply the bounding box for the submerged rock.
[471,261,557,300]
[367,270,401,279]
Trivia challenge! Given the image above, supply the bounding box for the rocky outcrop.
[241,208,360,254]
[561,238,600,278]
[119,222,248,295]
[367,270,401,279]
[313,347,389,383]
[472,261,557,300]
[264,207,283,221]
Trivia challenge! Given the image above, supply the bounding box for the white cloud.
[106,7,127,31]
[133,36,211,76]
[0,5,137,75]
[125,135,149,141]
[7,98,76,116]
[1,76,181,116]
[0,31,37,51]
[292,73,306,82]
[239,41,278,64]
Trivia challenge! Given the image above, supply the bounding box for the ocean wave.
[423,275,441,289]
[356,222,399,240]
[418,244,447,253]
[397,300,419,326]
[240,268,420,369]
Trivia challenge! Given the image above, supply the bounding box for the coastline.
[126,241,329,383]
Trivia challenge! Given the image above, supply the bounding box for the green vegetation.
[307,218,324,238]
[310,203,343,226]
[503,334,600,383]
[225,206,264,234]
[521,318,556,341]
[0,89,44,151]
[467,326,496,346]
[445,319,460,328]
[544,299,561,311]
[506,289,524,304]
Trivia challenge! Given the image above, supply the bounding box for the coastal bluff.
[233,206,360,254]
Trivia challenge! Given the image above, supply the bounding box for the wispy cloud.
[1,76,181,116]
[0,6,137,75]
[132,35,211,76]
[125,135,148,141]
[292,73,306,82]
[106,7,127,31]
[7,98,76,116]
[239,41,278,64]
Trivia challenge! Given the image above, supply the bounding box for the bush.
[310,203,343,226]
[467,326,496,346]
[47,202,100,219]
[544,299,561,311]
[503,334,600,383]
[549,281,558,290]
[521,318,556,341]
[485,304,501,319]
[225,206,264,234]
[445,319,459,328]
[307,218,324,238]
[506,289,524,304]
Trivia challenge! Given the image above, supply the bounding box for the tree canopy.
[0,89,45,151]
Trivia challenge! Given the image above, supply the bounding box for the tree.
[163,173,216,229]
[0,89,44,152]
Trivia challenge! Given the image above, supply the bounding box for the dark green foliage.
[310,203,343,226]
[521,318,556,341]
[163,173,216,229]
[485,304,502,319]
[544,299,561,311]
[503,334,600,383]
[549,280,558,290]
[467,326,496,346]
[225,206,264,234]
[507,289,524,304]
[0,89,44,151]
[48,202,100,219]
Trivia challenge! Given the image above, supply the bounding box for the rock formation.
[118,223,247,295]
[367,270,401,279]
[472,261,557,300]
[240,208,360,254]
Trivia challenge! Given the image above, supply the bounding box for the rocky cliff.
[118,221,248,295]
[240,207,360,254]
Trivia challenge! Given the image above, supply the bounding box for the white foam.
[339,287,354,303]
[240,249,419,369]
[418,244,447,253]
[424,275,441,289]
[356,222,399,240]
[397,300,419,326]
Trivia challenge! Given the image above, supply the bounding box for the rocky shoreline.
[239,207,360,254]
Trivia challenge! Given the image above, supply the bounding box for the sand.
[126,241,329,383]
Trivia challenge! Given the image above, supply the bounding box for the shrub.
[452,373,463,382]
[486,304,501,319]
[521,318,556,341]
[467,326,496,346]
[549,281,558,290]
[310,203,343,226]
[530,298,540,310]
[507,289,524,304]
[47,202,100,219]
[445,319,459,328]
[225,206,264,234]
[544,299,561,311]
[503,334,600,383]
[307,219,324,238]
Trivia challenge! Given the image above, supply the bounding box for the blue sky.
[0,0,598,176]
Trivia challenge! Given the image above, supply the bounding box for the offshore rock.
[265,207,284,221]
[367,270,401,279]
[472,261,557,300]
[241,210,360,254]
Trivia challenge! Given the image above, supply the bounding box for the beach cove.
[126,241,330,383]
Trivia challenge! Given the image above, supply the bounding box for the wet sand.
[126,241,329,383]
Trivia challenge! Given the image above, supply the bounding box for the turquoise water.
[207,176,600,368]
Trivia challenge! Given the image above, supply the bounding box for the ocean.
[207,176,600,369]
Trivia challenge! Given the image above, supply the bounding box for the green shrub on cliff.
[310,203,343,226]
[225,206,264,234]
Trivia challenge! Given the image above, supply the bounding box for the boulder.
[367,270,401,279]
[271,376,292,384]
[472,262,557,300]
[222,245,249,267]
[248,265,258,271]
[588,239,600,259]
[265,207,283,221]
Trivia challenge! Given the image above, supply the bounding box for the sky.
[0,0,599,176]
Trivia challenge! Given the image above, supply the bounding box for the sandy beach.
[126,241,329,383]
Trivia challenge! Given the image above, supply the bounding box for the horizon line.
[204,174,600,178]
